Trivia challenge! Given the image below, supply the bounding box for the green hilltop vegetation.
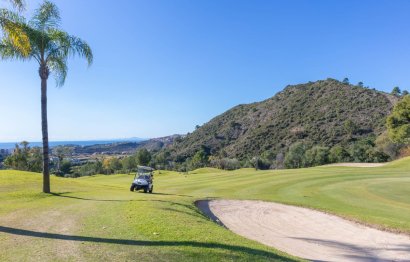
[157,78,402,170]
[1,158,410,261]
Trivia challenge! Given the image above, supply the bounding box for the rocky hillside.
[166,79,398,161]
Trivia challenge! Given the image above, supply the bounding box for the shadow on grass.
[50,193,218,222]
[151,192,194,197]
[50,192,193,201]
[49,193,125,202]
[0,225,297,261]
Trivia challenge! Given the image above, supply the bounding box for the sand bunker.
[197,200,410,261]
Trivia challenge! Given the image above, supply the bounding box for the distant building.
[70,158,81,165]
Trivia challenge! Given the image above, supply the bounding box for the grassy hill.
[1,158,410,261]
[165,79,397,162]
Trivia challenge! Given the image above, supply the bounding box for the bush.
[210,157,240,170]
[365,148,389,162]
[329,145,351,163]
[102,157,123,174]
[375,132,401,160]
[250,156,271,170]
[304,146,329,166]
[189,149,209,170]
[386,95,410,144]
[136,149,152,166]
[121,155,137,173]
[71,161,102,177]
[284,142,307,168]
[349,138,373,162]
[4,142,42,172]
[152,151,171,170]
[55,160,72,177]
[399,146,410,158]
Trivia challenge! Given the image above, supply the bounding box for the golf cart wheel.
[149,186,153,194]
[143,187,148,193]
[130,184,135,192]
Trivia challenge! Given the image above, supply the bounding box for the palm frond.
[0,37,27,60]
[1,1,93,88]
[30,0,60,31]
[46,29,93,66]
[69,36,93,66]
[7,0,25,11]
[46,29,70,57]
[47,55,67,87]
[0,8,30,56]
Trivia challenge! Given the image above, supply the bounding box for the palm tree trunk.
[41,75,50,193]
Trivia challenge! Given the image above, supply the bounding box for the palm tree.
[7,0,24,10]
[0,1,93,193]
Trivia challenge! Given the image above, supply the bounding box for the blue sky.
[1,0,410,142]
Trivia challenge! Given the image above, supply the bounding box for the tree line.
[1,145,154,177]
[342,78,409,96]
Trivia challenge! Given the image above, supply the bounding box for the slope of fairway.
[0,157,410,261]
[0,170,298,261]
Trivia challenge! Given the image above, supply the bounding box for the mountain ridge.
[163,78,398,162]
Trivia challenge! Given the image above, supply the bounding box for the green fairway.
[1,158,410,261]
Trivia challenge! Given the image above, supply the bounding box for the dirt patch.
[197,199,410,261]
[0,205,84,261]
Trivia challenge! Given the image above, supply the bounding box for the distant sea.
[0,138,145,150]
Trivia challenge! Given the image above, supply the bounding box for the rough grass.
[1,157,410,261]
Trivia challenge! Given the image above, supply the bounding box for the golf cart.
[130,166,154,193]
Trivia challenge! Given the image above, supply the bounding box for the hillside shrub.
[250,156,271,170]
[304,146,329,166]
[329,145,351,163]
[210,157,241,170]
[4,142,42,172]
[375,132,401,160]
[71,161,102,177]
[189,149,209,170]
[387,95,410,144]
[284,142,307,168]
[399,146,410,158]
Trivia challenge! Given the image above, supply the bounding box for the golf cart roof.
[137,166,155,172]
